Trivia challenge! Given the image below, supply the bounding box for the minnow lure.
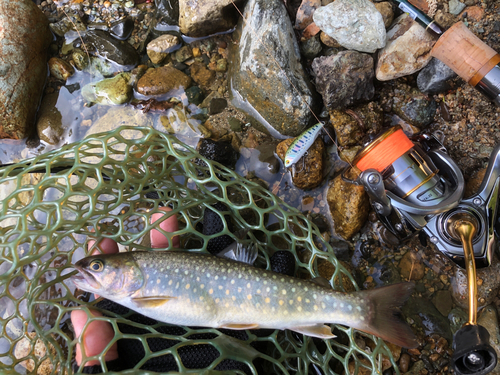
[284,123,323,168]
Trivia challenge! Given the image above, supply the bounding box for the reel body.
[343,126,500,375]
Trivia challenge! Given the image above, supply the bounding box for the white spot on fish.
[291,288,296,292]
[321,302,326,309]
[360,316,365,321]
[160,268,164,272]
[247,283,251,288]
[282,290,286,295]
[175,282,179,289]
[218,286,223,290]
[256,277,260,282]
[184,270,189,275]
[304,287,308,292]
[168,280,173,286]
[289,300,293,305]
[157,279,160,284]
[207,273,211,278]
[356,306,362,311]
[340,303,344,308]
[231,280,235,284]
[200,284,205,289]
[175,269,179,273]
[215,276,219,280]
[298,306,302,312]
[186,284,190,289]
[348,305,353,311]
[314,305,318,311]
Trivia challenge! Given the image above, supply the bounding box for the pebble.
[175,45,193,63]
[48,57,74,81]
[392,89,437,129]
[376,14,436,81]
[179,0,239,37]
[300,34,322,59]
[209,98,227,115]
[399,251,425,280]
[295,0,322,30]
[36,93,64,145]
[399,353,411,373]
[417,57,457,94]
[137,65,192,95]
[374,2,394,28]
[319,31,341,48]
[82,72,132,105]
[14,333,60,374]
[313,0,386,53]
[190,61,216,87]
[146,34,181,64]
[312,51,374,110]
[449,0,466,15]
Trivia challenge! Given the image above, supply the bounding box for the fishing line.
[229,1,356,170]
[230,0,357,198]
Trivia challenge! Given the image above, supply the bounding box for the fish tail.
[356,282,418,349]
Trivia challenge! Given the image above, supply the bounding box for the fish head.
[71,253,144,298]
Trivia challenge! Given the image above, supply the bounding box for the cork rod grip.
[431,21,500,84]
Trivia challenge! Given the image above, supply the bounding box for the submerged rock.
[82,30,140,70]
[326,169,369,240]
[276,136,324,190]
[312,51,375,110]
[136,65,192,96]
[313,0,386,53]
[197,139,239,170]
[49,14,86,37]
[36,93,64,145]
[82,73,132,105]
[48,57,75,81]
[109,16,135,41]
[376,14,436,81]
[228,0,316,137]
[417,57,457,94]
[179,0,241,38]
[0,0,52,139]
[147,34,181,64]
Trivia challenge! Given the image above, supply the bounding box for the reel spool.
[343,126,500,375]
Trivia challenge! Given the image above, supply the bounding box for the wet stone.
[190,62,216,87]
[36,93,63,145]
[185,86,204,106]
[392,90,437,129]
[448,308,468,334]
[431,290,453,317]
[276,137,325,190]
[229,117,245,132]
[312,51,375,110]
[49,14,86,37]
[326,169,369,240]
[175,45,193,63]
[109,16,134,40]
[403,297,452,341]
[82,72,132,105]
[147,34,181,65]
[197,139,239,170]
[417,58,457,94]
[209,98,228,115]
[313,0,386,53]
[48,57,74,81]
[399,250,425,281]
[137,65,192,96]
[399,353,411,373]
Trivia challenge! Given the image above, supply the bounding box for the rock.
[48,57,74,81]
[449,0,466,15]
[300,34,322,59]
[312,51,375,110]
[477,305,500,374]
[228,0,316,137]
[460,6,484,21]
[374,2,394,28]
[319,31,341,47]
[276,137,324,190]
[326,169,369,240]
[0,0,52,139]
[185,86,205,106]
[175,45,193,63]
[157,106,211,143]
[209,98,228,115]
[417,57,457,94]
[464,167,486,198]
[179,0,240,38]
[82,73,132,105]
[197,139,239,170]
[376,14,436,81]
[82,30,140,70]
[392,90,437,129]
[432,290,453,317]
[136,65,192,96]
[36,93,64,145]
[72,49,90,71]
[405,360,426,375]
[313,0,386,53]
[295,0,322,30]
[14,333,59,374]
[434,10,455,29]
[403,297,452,341]
[448,308,468,334]
[451,256,500,310]
[154,0,179,30]
[147,34,181,64]
[329,102,383,147]
[399,250,425,281]
[49,14,86,37]
[399,353,411,373]
[190,62,216,87]
[86,106,153,137]
[109,16,134,40]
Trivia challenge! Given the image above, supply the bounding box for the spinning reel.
[343,126,500,375]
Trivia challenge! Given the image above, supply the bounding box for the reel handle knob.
[452,324,497,375]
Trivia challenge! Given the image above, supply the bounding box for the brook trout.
[72,251,417,348]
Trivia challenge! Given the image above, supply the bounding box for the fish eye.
[89,259,104,272]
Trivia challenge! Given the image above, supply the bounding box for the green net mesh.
[0,126,399,374]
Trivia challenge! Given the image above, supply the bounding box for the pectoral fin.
[131,296,175,307]
[290,324,336,339]
[311,277,332,289]
[219,323,260,330]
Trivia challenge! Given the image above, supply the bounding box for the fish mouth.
[71,266,101,291]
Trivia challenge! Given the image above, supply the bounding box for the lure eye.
[89,259,104,272]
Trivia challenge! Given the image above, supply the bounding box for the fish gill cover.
[0,126,399,374]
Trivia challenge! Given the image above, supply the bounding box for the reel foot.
[452,324,497,375]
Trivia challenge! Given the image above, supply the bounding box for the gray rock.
[179,0,240,38]
[300,34,323,59]
[449,0,466,15]
[36,94,64,145]
[228,0,316,137]
[312,51,375,110]
[376,14,436,81]
[0,0,52,139]
[417,58,457,94]
[146,34,181,64]
[313,0,386,53]
[49,14,86,37]
[392,90,437,129]
[82,30,140,71]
